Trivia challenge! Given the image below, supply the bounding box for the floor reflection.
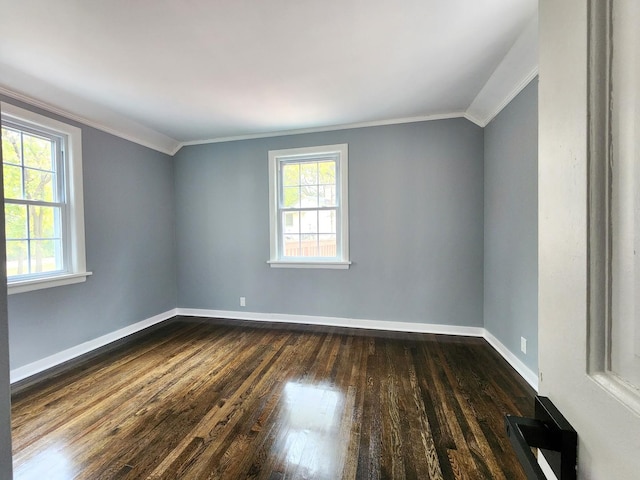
[277,381,344,478]
[14,445,74,480]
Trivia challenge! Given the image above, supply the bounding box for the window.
[1,102,89,294]
[268,144,350,268]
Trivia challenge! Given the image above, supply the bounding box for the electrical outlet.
[240,296,246,307]
[521,336,527,354]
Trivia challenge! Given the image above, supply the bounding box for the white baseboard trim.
[10,308,178,384]
[10,307,539,393]
[176,308,486,337]
[483,330,538,391]
[178,308,538,391]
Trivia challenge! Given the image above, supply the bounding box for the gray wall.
[2,96,178,370]
[2,87,538,383]
[483,79,538,372]
[175,119,484,326]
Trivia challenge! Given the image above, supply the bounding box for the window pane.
[300,211,318,233]
[319,185,336,207]
[30,239,63,273]
[270,144,347,265]
[6,240,28,277]
[1,127,22,165]
[300,186,318,208]
[300,162,318,185]
[283,211,299,234]
[319,234,337,257]
[283,234,300,257]
[29,205,61,239]
[23,133,54,171]
[318,210,336,233]
[300,234,318,256]
[25,168,54,202]
[283,186,300,208]
[318,161,335,184]
[5,204,27,240]
[3,164,23,199]
[1,103,86,287]
[282,163,299,186]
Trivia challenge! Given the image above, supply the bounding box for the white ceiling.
[0,0,538,154]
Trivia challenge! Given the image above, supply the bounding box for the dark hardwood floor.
[11,317,535,479]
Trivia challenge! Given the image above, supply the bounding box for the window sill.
[267,261,351,269]
[7,271,93,295]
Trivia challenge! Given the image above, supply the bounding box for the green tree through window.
[268,144,350,268]
[1,101,88,294]
[2,124,63,277]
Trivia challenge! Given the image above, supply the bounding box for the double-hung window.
[1,102,89,294]
[268,144,350,268]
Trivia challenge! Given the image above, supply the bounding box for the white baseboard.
[10,307,539,393]
[484,330,539,390]
[10,308,178,384]
[178,309,538,391]
[176,308,486,337]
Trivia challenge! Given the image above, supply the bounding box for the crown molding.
[462,111,485,127]
[475,66,538,127]
[0,85,180,156]
[0,84,475,156]
[175,111,470,153]
[466,14,538,127]
[2,11,537,157]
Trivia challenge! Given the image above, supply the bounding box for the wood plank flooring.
[11,317,535,479]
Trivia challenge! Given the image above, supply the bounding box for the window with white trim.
[1,102,90,294]
[268,144,350,269]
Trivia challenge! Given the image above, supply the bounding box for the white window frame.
[1,102,91,294]
[268,144,350,269]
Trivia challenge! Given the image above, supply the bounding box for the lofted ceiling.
[0,0,538,154]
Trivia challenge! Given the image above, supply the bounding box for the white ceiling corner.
[0,74,181,156]
[466,15,539,127]
[0,1,538,155]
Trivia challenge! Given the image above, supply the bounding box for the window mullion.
[3,110,69,281]
[269,144,348,267]
[2,101,88,292]
[25,203,31,275]
[57,139,70,272]
[19,130,26,200]
[280,206,336,212]
[6,198,64,208]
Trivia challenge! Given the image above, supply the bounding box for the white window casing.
[1,102,91,294]
[268,144,350,269]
